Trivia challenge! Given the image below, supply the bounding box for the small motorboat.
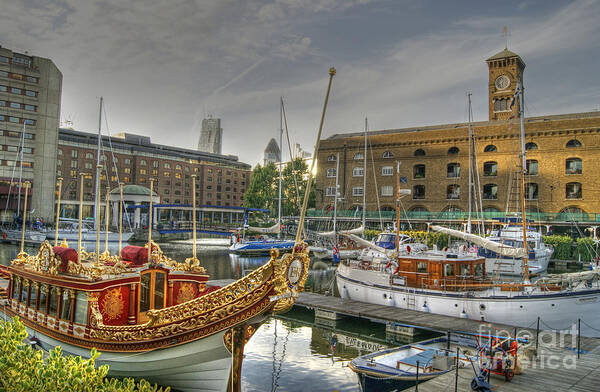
[349,332,523,392]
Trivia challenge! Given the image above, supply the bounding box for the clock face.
[495,75,510,90]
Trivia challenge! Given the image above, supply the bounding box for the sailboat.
[46,98,134,244]
[336,80,600,337]
[0,67,336,392]
[229,98,295,255]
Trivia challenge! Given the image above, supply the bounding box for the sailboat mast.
[333,152,340,243]
[517,79,530,281]
[94,97,103,231]
[362,118,367,238]
[278,97,283,239]
[17,124,25,216]
[467,93,473,234]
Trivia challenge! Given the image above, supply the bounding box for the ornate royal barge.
[0,67,337,392]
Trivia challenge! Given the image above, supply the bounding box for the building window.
[352,167,364,177]
[447,184,460,199]
[326,168,336,178]
[85,152,93,159]
[352,187,363,196]
[326,186,336,197]
[353,152,364,160]
[566,139,581,148]
[382,151,393,159]
[381,185,393,196]
[140,159,147,166]
[163,172,170,177]
[23,104,36,111]
[483,184,498,200]
[447,163,460,178]
[566,182,582,199]
[58,149,63,156]
[152,169,158,175]
[123,158,130,165]
[382,166,393,176]
[70,160,78,168]
[525,142,538,150]
[566,158,582,175]
[175,173,182,179]
[494,98,510,112]
[525,183,538,200]
[414,149,425,156]
[483,161,497,176]
[84,162,92,169]
[164,163,171,169]
[25,90,36,97]
[71,150,78,158]
[413,185,425,199]
[124,168,131,174]
[526,160,538,175]
[413,164,425,179]
[140,169,147,175]
[484,144,497,152]
[9,102,21,109]
[123,177,130,183]
[327,154,336,161]
[153,161,159,168]
[448,147,459,155]
[176,164,182,170]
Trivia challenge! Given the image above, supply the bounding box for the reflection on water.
[0,242,398,391]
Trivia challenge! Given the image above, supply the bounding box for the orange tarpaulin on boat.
[53,246,78,273]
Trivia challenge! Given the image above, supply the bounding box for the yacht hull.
[337,264,600,337]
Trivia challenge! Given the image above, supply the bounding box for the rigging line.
[368,137,384,231]
[281,98,301,216]
[470,104,485,236]
[102,104,133,233]
[3,129,24,216]
[270,319,278,392]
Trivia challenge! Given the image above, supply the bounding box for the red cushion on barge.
[121,246,143,263]
[52,246,78,273]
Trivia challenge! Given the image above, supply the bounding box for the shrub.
[575,237,599,262]
[543,235,573,260]
[0,317,170,392]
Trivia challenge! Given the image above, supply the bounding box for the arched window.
[448,147,459,155]
[327,155,336,161]
[447,163,460,178]
[566,139,582,148]
[353,152,364,160]
[483,184,498,200]
[483,161,497,176]
[558,206,588,221]
[439,205,463,218]
[483,206,500,212]
[382,151,393,159]
[525,142,538,150]
[566,182,582,199]
[566,158,582,174]
[414,148,425,156]
[413,164,425,179]
[446,184,460,199]
[413,185,425,199]
[525,183,538,200]
[326,168,336,178]
[484,144,497,152]
[409,206,428,212]
[526,160,538,175]
[381,206,394,212]
[494,98,509,112]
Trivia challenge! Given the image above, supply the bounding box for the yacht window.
[140,273,151,313]
[74,291,88,324]
[474,264,483,277]
[417,262,427,273]
[154,273,165,310]
[444,264,455,276]
[48,287,58,316]
[459,264,470,276]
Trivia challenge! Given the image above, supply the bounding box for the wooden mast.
[191,174,197,261]
[118,183,123,254]
[293,67,336,252]
[18,181,30,257]
[517,79,530,281]
[77,173,85,265]
[148,178,154,263]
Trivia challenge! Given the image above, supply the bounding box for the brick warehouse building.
[315,48,600,223]
[57,128,251,219]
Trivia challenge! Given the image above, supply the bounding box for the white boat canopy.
[246,223,281,234]
[317,225,364,238]
[430,225,525,258]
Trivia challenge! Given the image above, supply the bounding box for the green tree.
[0,317,169,392]
[243,163,278,216]
[280,158,315,217]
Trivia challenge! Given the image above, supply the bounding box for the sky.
[1,0,599,166]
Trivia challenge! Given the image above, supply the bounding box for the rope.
[580,318,600,333]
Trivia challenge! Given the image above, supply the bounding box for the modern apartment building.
[0,45,62,220]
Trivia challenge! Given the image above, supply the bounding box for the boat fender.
[2,232,6,240]
[407,245,411,254]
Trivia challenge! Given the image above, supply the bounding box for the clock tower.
[486,48,525,121]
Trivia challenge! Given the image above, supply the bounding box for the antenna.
[502,26,510,50]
